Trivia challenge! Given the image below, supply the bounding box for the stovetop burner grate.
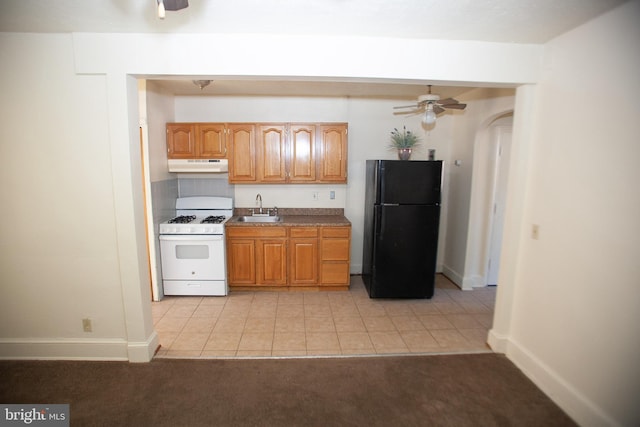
[201,215,226,224]
[168,215,196,224]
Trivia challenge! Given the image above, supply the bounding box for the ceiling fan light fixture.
[422,105,437,125]
[157,0,188,19]
[157,0,165,19]
[192,80,212,90]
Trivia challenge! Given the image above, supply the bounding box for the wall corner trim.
[127,330,160,363]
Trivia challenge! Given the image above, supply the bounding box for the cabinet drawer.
[226,227,287,238]
[322,227,350,238]
[321,239,350,261]
[290,227,318,238]
[321,263,350,285]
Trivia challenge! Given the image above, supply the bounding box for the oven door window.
[176,244,209,259]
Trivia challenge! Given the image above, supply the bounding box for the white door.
[487,125,512,286]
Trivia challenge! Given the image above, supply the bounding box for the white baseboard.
[464,274,485,289]
[442,264,486,290]
[487,328,509,354]
[494,336,618,427]
[442,265,474,290]
[0,333,159,362]
[128,331,159,363]
[442,264,463,288]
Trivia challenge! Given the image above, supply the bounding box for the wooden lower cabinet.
[226,227,287,287]
[320,226,351,287]
[289,227,318,286]
[226,225,350,290]
[226,238,256,284]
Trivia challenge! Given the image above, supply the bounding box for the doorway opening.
[465,111,514,289]
[486,115,513,285]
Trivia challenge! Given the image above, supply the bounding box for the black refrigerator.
[362,160,442,298]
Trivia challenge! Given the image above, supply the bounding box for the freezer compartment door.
[370,204,440,298]
[371,160,442,205]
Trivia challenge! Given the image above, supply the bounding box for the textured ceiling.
[0,0,629,98]
[0,0,627,43]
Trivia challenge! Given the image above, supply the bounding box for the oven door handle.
[159,235,223,241]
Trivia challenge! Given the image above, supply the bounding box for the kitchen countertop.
[226,208,351,227]
[226,215,351,227]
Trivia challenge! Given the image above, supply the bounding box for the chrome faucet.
[256,193,263,215]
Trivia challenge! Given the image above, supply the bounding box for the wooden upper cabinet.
[167,123,226,159]
[257,124,287,182]
[198,124,227,158]
[289,124,316,182]
[318,124,348,182]
[166,123,196,158]
[227,124,256,183]
[256,124,317,183]
[169,122,347,183]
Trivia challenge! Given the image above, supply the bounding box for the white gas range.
[159,196,233,296]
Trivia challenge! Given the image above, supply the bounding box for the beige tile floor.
[152,274,496,358]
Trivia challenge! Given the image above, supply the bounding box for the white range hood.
[168,159,228,173]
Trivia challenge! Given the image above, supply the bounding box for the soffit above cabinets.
[149,78,478,101]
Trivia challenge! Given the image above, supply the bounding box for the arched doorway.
[464,111,514,289]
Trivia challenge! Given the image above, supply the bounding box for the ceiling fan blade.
[393,104,420,109]
[393,110,422,116]
[438,98,458,105]
[164,0,189,11]
[444,103,467,110]
[433,105,445,114]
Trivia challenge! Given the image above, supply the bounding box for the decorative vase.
[397,148,412,160]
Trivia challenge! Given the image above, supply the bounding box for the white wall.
[146,82,176,184]
[497,2,640,426]
[0,34,130,359]
[441,88,516,289]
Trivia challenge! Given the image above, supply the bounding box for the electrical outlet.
[531,224,540,240]
[82,318,92,332]
[329,190,335,200]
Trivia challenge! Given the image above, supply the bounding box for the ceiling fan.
[157,0,188,19]
[393,85,466,125]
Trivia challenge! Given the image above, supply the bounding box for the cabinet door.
[257,239,287,285]
[289,124,316,182]
[318,124,348,182]
[197,124,226,158]
[167,123,196,158]
[257,124,287,182]
[226,239,256,285]
[289,227,319,285]
[228,124,256,182]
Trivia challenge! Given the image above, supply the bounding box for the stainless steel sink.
[236,216,282,223]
